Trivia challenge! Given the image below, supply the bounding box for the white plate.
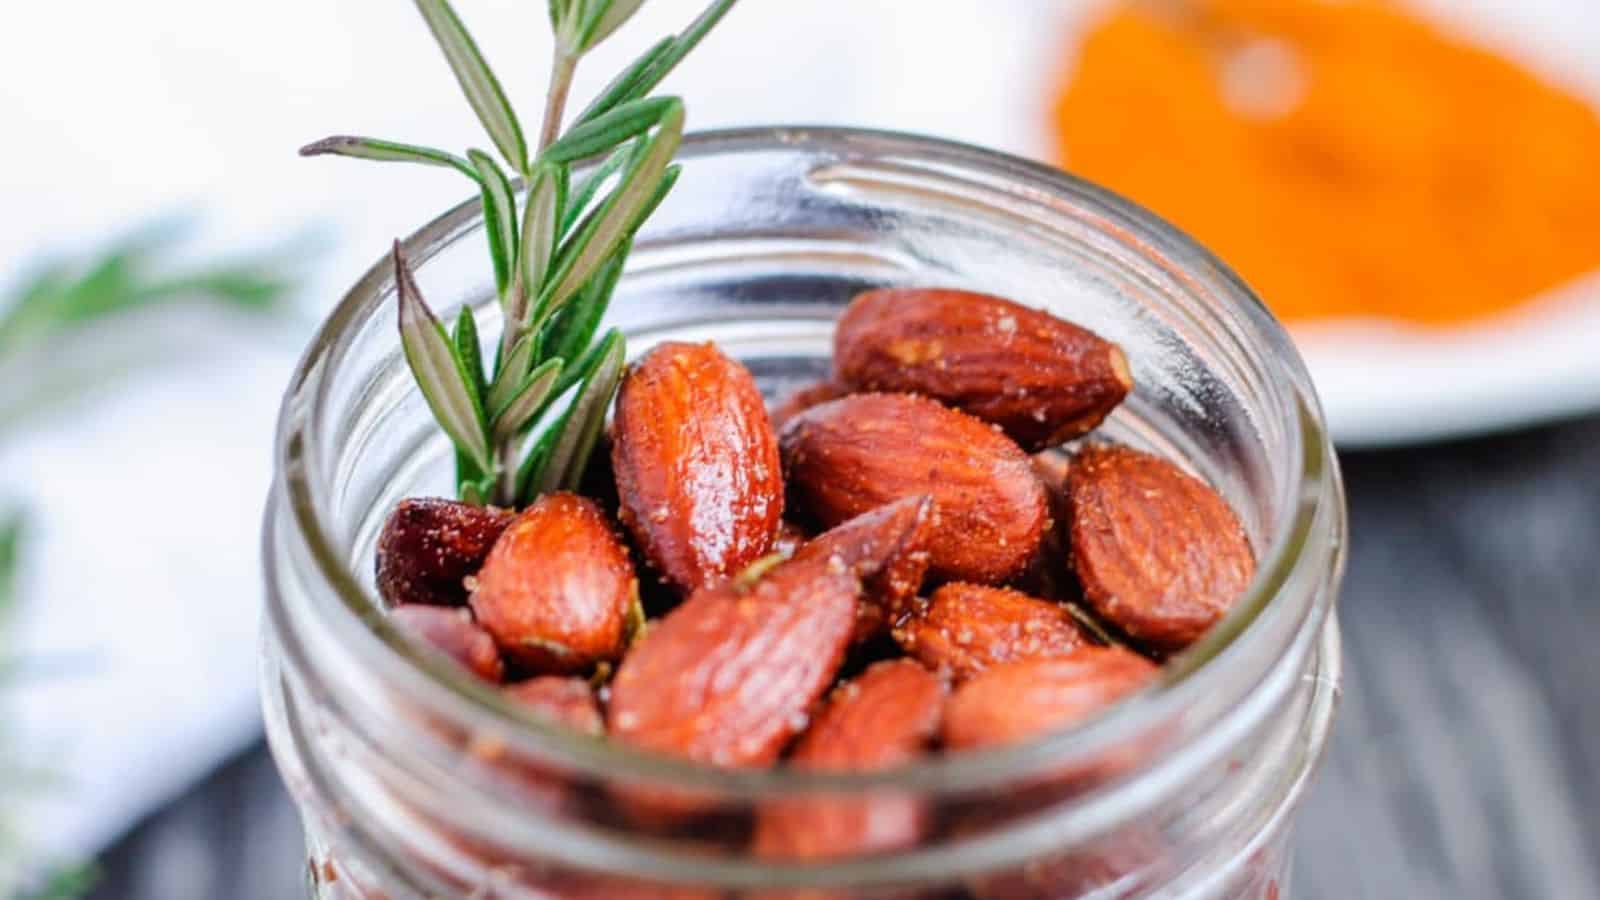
[1292,272,1600,447]
[666,0,1600,447]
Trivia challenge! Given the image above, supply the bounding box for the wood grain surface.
[85,417,1600,900]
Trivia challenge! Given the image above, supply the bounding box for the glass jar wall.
[262,128,1345,899]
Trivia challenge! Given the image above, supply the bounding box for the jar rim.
[269,125,1342,803]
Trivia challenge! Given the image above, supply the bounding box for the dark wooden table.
[86,417,1600,900]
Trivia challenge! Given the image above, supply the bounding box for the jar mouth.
[270,125,1342,802]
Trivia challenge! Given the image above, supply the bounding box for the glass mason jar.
[262,127,1345,899]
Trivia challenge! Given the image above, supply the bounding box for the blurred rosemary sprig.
[303,0,737,507]
[0,223,293,364]
[0,223,298,429]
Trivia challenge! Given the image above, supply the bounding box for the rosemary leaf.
[541,96,677,164]
[577,0,738,123]
[575,37,674,126]
[538,235,628,366]
[413,0,530,173]
[547,0,578,32]
[541,101,683,319]
[491,357,563,441]
[578,0,647,53]
[487,331,539,415]
[393,243,493,473]
[559,144,630,234]
[469,150,520,300]
[527,329,625,499]
[298,136,479,181]
[452,306,487,397]
[514,422,560,503]
[517,162,566,317]
[635,163,682,232]
[459,479,489,506]
[451,307,489,490]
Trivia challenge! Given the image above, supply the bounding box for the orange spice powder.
[1051,0,1600,325]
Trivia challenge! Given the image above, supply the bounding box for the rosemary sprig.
[304,0,737,507]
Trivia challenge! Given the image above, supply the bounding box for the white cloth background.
[1,0,1595,866]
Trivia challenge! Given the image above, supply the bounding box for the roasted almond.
[390,604,504,683]
[611,341,784,591]
[1015,449,1082,602]
[503,676,605,737]
[770,378,851,431]
[792,495,935,641]
[752,659,945,864]
[781,393,1048,584]
[375,498,514,607]
[834,288,1131,451]
[494,677,604,814]
[894,583,1089,682]
[1065,444,1255,652]
[966,831,1163,900]
[943,647,1157,752]
[608,554,859,771]
[470,492,639,673]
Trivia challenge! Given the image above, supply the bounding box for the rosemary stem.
[490,47,578,506]
[492,438,519,506]
[491,278,527,506]
[538,51,578,153]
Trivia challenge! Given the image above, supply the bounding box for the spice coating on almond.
[1066,444,1255,652]
[611,341,784,591]
[781,393,1048,584]
[943,647,1158,751]
[390,604,504,683]
[752,659,946,862]
[375,498,514,607]
[792,495,935,641]
[470,492,638,673]
[607,555,859,769]
[895,583,1089,682]
[834,288,1132,451]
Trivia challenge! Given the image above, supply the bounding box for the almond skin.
[611,341,784,592]
[503,676,604,737]
[608,554,859,769]
[834,288,1132,451]
[770,378,851,431]
[791,495,935,641]
[470,492,639,673]
[752,659,945,864]
[375,498,514,607]
[1065,444,1255,652]
[943,648,1157,752]
[390,605,504,683]
[894,583,1089,682]
[781,393,1048,584]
